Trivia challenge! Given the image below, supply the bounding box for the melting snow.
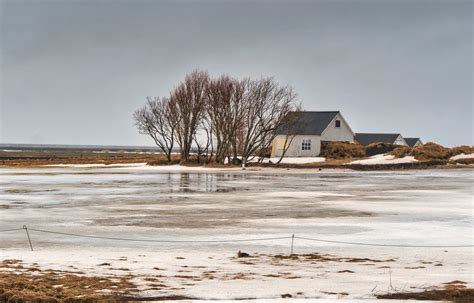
[350,154,417,165]
[450,153,474,161]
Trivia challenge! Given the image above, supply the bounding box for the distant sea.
[0,143,159,152]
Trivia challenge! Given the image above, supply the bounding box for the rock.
[237,250,250,258]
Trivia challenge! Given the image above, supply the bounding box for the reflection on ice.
[0,166,472,300]
[0,167,472,247]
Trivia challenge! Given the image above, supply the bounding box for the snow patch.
[267,157,326,164]
[450,153,474,161]
[350,154,417,165]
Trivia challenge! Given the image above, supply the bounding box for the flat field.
[0,165,472,300]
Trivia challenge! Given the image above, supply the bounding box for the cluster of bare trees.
[134,70,299,166]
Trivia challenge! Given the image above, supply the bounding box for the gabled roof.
[354,133,402,146]
[275,111,340,135]
[405,137,422,147]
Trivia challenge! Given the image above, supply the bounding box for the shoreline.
[0,160,472,172]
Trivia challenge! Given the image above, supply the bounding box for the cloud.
[1,0,472,146]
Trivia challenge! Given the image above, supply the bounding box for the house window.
[335,120,341,128]
[302,139,311,151]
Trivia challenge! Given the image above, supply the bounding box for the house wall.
[320,113,354,142]
[271,135,321,158]
[413,140,423,147]
[394,135,408,146]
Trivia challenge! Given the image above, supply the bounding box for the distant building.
[271,111,354,158]
[405,137,423,147]
[354,133,408,146]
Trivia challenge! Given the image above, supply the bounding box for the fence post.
[23,225,34,251]
[290,234,294,255]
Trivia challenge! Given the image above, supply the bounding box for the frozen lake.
[0,165,473,300]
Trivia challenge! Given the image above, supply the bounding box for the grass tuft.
[320,141,366,159]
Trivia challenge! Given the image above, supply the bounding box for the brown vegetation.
[251,159,448,170]
[390,142,474,162]
[320,141,366,159]
[377,285,473,302]
[271,252,396,263]
[0,260,197,302]
[2,142,471,169]
[0,150,163,167]
[410,142,451,160]
[454,158,474,165]
[390,146,412,158]
[0,260,137,302]
[449,145,474,157]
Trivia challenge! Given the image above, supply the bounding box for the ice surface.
[0,166,472,300]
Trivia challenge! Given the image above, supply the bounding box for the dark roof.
[405,137,422,147]
[275,111,340,135]
[354,133,402,146]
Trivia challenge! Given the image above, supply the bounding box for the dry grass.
[147,158,181,166]
[0,260,196,302]
[376,285,473,302]
[0,150,165,167]
[320,141,366,159]
[390,146,412,158]
[270,253,396,263]
[454,158,474,165]
[0,260,137,302]
[449,145,474,157]
[2,143,472,169]
[390,143,474,162]
[410,142,451,161]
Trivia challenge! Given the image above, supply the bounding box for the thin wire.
[28,228,291,243]
[295,236,474,248]
[0,228,23,233]
[10,227,474,248]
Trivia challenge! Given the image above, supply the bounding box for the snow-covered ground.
[264,157,326,164]
[350,154,417,165]
[223,156,326,165]
[44,162,242,170]
[450,153,474,161]
[0,166,472,300]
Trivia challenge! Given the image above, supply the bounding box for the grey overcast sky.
[0,0,472,147]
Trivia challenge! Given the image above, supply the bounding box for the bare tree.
[133,96,177,162]
[193,116,213,164]
[239,78,298,167]
[229,79,247,163]
[134,72,299,167]
[170,70,210,162]
[206,76,247,164]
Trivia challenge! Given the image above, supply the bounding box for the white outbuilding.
[271,111,355,158]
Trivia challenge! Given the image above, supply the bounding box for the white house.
[271,111,355,158]
[354,133,408,146]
